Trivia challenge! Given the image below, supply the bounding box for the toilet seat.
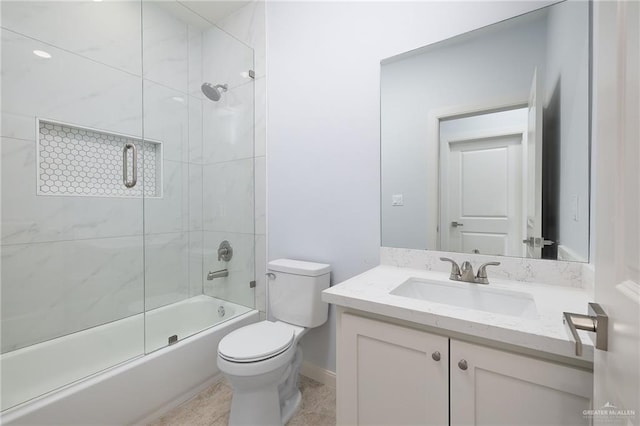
[218,321,295,363]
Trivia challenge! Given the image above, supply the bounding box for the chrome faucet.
[440,257,500,284]
[207,269,229,280]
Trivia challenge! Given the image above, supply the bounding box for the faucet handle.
[440,257,461,279]
[476,261,501,283]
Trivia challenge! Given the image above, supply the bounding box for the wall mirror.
[380,1,591,262]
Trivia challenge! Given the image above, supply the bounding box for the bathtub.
[1,295,258,425]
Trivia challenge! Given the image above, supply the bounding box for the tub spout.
[207,269,229,280]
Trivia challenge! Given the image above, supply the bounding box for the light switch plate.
[392,194,404,206]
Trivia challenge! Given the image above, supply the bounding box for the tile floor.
[148,376,336,426]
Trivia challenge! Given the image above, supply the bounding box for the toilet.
[217,259,331,426]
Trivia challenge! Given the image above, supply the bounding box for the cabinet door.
[337,313,448,425]
[450,340,593,426]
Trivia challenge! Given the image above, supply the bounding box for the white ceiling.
[177,1,252,24]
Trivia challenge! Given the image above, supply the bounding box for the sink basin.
[390,277,538,319]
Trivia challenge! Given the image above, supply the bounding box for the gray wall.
[265,1,555,373]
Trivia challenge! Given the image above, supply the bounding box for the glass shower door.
[199,26,256,310]
[0,0,145,411]
[141,4,256,353]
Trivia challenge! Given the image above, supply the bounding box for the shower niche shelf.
[36,119,162,198]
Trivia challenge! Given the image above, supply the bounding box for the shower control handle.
[218,240,233,261]
[123,143,137,188]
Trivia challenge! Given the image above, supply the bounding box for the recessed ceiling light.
[93,0,103,2]
[33,50,52,59]
[172,96,185,103]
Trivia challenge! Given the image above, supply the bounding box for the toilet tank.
[268,259,331,328]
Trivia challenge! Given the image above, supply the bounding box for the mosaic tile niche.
[37,120,162,198]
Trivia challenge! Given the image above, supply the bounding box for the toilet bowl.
[217,321,307,425]
[216,259,330,426]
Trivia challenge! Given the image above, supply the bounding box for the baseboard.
[135,373,225,424]
[300,361,336,388]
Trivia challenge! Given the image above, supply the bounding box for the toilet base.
[281,388,301,424]
[225,346,305,426]
[228,384,283,426]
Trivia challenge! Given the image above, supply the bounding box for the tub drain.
[218,306,226,317]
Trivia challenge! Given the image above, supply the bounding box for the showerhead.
[201,82,228,102]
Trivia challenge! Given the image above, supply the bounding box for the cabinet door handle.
[432,351,441,361]
[458,359,468,370]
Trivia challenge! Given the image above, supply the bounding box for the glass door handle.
[123,143,137,188]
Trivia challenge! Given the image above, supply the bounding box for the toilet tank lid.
[268,259,331,277]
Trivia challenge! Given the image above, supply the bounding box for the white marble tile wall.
[188,25,204,100]
[214,1,267,313]
[2,137,144,245]
[188,231,204,298]
[215,0,266,80]
[1,29,143,142]
[254,76,267,157]
[202,26,254,91]
[144,232,190,310]
[1,236,144,353]
[0,1,142,75]
[188,163,203,231]
[188,97,204,164]
[202,82,254,164]
[142,2,189,93]
[200,84,255,309]
[141,4,210,315]
[202,158,254,234]
[144,160,187,235]
[1,0,265,354]
[202,231,255,309]
[380,247,587,288]
[143,80,189,162]
[0,1,211,352]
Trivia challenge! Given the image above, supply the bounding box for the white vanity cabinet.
[337,312,593,426]
[337,313,449,425]
[450,340,593,426]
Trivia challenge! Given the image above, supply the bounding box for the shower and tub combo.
[1,1,259,423]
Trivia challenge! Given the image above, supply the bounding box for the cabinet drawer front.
[450,340,593,426]
[338,313,449,426]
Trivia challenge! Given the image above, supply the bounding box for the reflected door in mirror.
[442,132,524,257]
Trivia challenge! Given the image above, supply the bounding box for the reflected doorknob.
[523,237,555,247]
[451,221,464,228]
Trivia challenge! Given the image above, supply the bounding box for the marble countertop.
[323,265,594,362]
